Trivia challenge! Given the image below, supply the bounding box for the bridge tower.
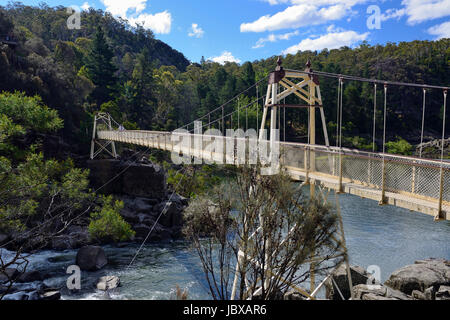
[255,58,352,296]
[90,112,118,160]
[259,57,330,193]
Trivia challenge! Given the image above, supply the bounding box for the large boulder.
[76,245,108,271]
[156,201,184,228]
[384,258,450,295]
[133,223,172,242]
[436,285,450,300]
[325,265,370,300]
[51,226,90,250]
[352,284,412,300]
[122,162,167,199]
[96,275,120,291]
[87,160,167,199]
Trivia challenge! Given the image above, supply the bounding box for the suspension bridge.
[89,57,449,300]
[91,58,450,222]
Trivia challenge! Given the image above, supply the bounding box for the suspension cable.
[372,83,377,152]
[441,90,448,164]
[284,68,450,91]
[256,84,259,136]
[238,97,240,128]
[419,89,427,158]
[336,78,341,147]
[339,78,344,149]
[382,84,388,154]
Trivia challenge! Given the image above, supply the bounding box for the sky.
[4,0,450,64]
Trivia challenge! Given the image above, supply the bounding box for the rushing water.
[3,191,449,300]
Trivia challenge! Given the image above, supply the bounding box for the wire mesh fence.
[97,130,450,209]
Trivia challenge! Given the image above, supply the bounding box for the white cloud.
[241,4,349,32]
[81,2,91,11]
[262,0,367,5]
[100,0,172,34]
[428,21,450,39]
[101,0,146,17]
[401,0,450,25]
[128,11,172,34]
[381,8,406,22]
[282,30,369,54]
[188,23,205,38]
[326,24,345,32]
[253,30,299,48]
[208,51,241,64]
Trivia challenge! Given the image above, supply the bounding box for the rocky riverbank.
[325,258,450,300]
[26,158,188,251]
[2,246,448,300]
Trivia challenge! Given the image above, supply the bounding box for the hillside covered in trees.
[0,2,449,156]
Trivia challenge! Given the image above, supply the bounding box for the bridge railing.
[281,142,450,203]
[97,130,450,205]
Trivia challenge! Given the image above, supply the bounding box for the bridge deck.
[97,130,450,220]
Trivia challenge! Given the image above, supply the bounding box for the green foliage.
[88,196,135,242]
[166,164,223,199]
[0,152,94,235]
[0,91,63,132]
[386,137,413,155]
[85,26,118,107]
[0,92,63,160]
[343,136,374,151]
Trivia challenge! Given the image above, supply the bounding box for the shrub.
[88,196,135,242]
[386,137,413,155]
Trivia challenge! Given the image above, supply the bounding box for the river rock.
[384,258,450,295]
[424,286,436,300]
[283,290,306,300]
[122,162,167,198]
[76,245,108,271]
[96,275,120,291]
[120,208,141,224]
[436,285,450,300]
[87,160,167,199]
[0,268,21,283]
[0,233,9,245]
[16,270,43,283]
[39,289,61,300]
[325,265,370,300]
[2,291,29,300]
[133,223,172,241]
[156,201,184,228]
[352,284,412,300]
[134,198,154,213]
[51,225,90,250]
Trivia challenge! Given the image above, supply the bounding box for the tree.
[0,92,133,299]
[85,26,118,107]
[183,164,344,300]
[386,137,413,155]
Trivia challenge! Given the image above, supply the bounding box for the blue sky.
[4,0,450,64]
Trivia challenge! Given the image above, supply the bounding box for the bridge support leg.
[379,159,386,205]
[90,113,118,160]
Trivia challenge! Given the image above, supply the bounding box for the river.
[2,191,449,300]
